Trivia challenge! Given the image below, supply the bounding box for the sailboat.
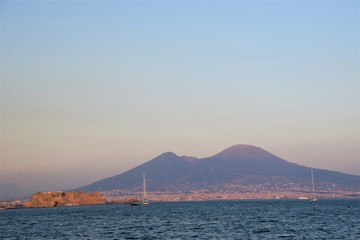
[311,168,317,202]
[142,172,149,205]
[131,172,149,205]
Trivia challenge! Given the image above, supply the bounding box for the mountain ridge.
[77,144,359,193]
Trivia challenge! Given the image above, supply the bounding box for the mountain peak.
[225,144,259,151]
[149,152,183,164]
[159,151,178,157]
[214,144,270,159]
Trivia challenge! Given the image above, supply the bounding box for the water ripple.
[1,199,359,239]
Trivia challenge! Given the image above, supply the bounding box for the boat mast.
[311,168,316,199]
[143,172,146,201]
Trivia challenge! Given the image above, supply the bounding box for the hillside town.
[102,181,360,203]
[1,183,359,210]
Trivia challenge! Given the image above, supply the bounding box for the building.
[24,191,106,208]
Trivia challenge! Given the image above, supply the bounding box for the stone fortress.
[24,191,106,208]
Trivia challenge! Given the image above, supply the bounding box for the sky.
[1,0,359,192]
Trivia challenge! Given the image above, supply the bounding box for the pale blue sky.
[1,0,359,191]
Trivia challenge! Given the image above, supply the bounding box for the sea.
[0,199,359,239]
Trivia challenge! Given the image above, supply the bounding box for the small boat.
[298,196,309,200]
[130,200,140,206]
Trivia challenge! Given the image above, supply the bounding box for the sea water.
[1,199,359,239]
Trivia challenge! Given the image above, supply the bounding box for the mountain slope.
[77,145,359,192]
[80,152,191,192]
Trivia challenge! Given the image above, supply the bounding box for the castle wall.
[24,191,106,208]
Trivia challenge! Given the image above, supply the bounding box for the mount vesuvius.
[77,145,359,195]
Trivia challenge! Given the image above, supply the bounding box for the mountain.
[77,144,359,193]
[79,152,191,192]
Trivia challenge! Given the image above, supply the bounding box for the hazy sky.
[1,0,359,191]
